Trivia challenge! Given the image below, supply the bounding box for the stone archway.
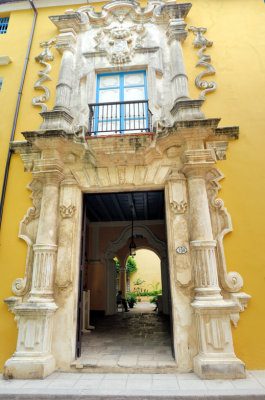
[103,222,169,316]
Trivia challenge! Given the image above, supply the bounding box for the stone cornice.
[72,0,192,27]
[49,14,81,34]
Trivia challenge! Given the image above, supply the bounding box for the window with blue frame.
[93,70,149,135]
[0,17,9,34]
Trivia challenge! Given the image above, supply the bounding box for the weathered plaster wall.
[0,0,264,371]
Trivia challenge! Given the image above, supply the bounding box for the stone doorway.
[75,191,173,371]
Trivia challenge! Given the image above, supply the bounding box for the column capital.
[182,149,216,179]
[167,18,188,43]
[33,159,65,185]
[165,168,186,183]
[55,32,77,54]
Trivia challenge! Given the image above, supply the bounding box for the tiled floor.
[73,302,176,371]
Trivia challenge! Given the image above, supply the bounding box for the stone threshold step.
[71,364,177,374]
[1,394,265,400]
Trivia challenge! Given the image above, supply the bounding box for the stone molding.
[0,55,12,65]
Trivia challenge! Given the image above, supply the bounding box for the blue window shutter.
[0,17,9,34]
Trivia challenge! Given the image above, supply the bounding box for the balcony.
[87,100,152,136]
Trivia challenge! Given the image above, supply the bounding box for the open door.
[76,197,86,358]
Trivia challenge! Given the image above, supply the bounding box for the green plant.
[114,257,120,275]
[126,292,138,308]
[126,256,137,275]
[114,256,137,276]
[136,290,162,296]
[148,281,161,292]
[133,277,146,294]
[149,296,158,304]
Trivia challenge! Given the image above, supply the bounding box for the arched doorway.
[104,222,169,316]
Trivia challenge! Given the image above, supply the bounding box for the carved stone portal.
[4,0,250,381]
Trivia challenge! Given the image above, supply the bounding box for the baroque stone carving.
[32,39,56,112]
[11,178,43,298]
[206,141,229,160]
[170,200,187,214]
[206,168,246,294]
[60,205,76,218]
[188,26,217,100]
[94,23,147,64]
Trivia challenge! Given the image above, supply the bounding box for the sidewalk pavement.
[0,370,265,399]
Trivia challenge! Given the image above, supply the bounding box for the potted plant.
[126,293,137,308]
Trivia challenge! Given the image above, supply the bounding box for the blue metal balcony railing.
[88,100,152,136]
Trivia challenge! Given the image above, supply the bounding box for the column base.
[194,354,245,379]
[3,354,56,379]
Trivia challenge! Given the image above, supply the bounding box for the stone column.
[3,167,64,379]
[167,18,190,102]
[165,169,195,372]
[39,32,76,133]
[54,33,75,112]
[119,264,127,298]
[185,166,222,302]
[183,152,245,379]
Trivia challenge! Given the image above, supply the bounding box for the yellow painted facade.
[128,249,161,293]
[0,0,265,372]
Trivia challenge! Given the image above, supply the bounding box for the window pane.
[124,87,145,101]
[124,73,144,86]
[98,103,120,119]
[99,88,120,103]
[99,75,119,88]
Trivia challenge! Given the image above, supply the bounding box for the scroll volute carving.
[206,168,246,294]
[6,179,43,306]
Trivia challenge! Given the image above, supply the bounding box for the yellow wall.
[129,249,161,293]
[182,0,265,369]
[0,0,265,371]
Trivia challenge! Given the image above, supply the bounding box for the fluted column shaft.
[29,171,63,302]
[167,19,190,102]
[185,167,221,300]
[54,49,74,111]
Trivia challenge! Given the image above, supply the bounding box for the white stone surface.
[0,371,265,398]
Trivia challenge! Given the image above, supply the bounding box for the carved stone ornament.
[170,200,187,214]
[188,26,217,100]
[94,22,147,64]
[206,168,250,298]
[206,141,229,161]
[60,205,76,218]
[32,38,56,112]
[10,178,43,298]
